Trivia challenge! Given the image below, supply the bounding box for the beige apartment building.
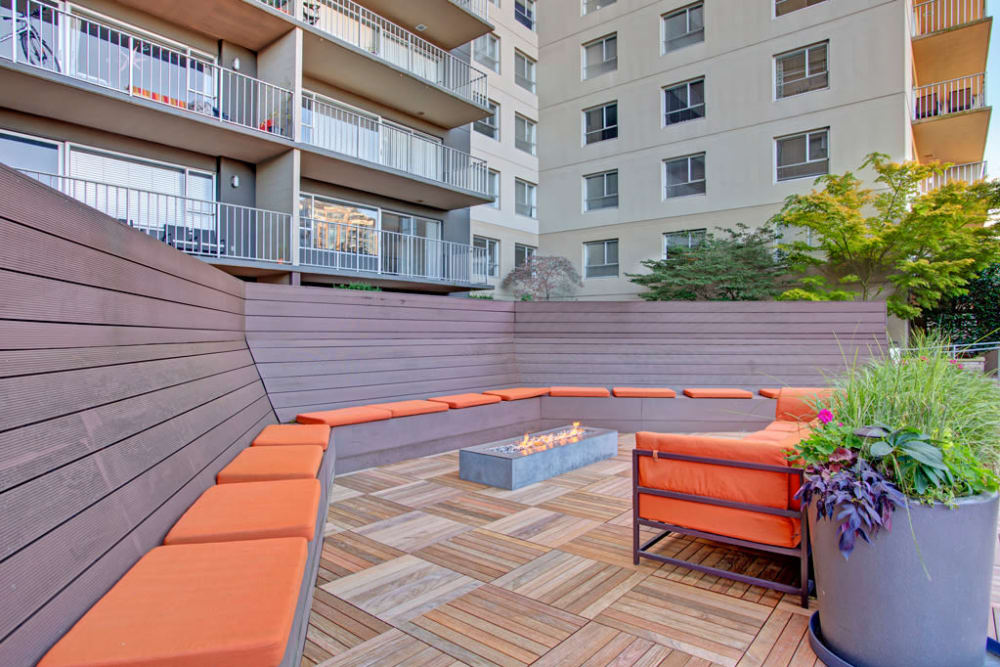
[535,0,991,299]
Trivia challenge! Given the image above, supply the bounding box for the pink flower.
[817,409,834,424]
[837,421,845,426]
[958,363,964,370]
[920,356,928,362]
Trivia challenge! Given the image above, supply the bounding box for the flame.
[509,422,585,456]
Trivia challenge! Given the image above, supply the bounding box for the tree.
[501,255,583,301]
[626,223,790,301]
[921,264,1000,344]
[772,152,1000,320]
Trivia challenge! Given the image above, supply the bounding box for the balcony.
[19,170,490,288]
[911,1,991,87]
[0,1,295,164]
[300,92,492,209]
[912,73,991,164]
[919,161,987,193]
[344,0,493,50]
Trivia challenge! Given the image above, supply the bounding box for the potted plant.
[795,333,1000,667]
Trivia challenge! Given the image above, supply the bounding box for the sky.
[982,0,1000,176]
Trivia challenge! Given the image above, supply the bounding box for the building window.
[515,178,537,217]
[584,170,618,211]
[489,0,499,6]
[663,229,706,258]
[474,33,500,72]
[514,50,536,93]
[775,42,828,98]
[584,239,619,278]
[583,34,617,79]
[583,0,616,15]
[474,235,501,277]
[487,169,500,208]
[664,78,705,126]
[0,130,60,174]
[776,128,829,181]
[775,0,827,17]
[474,100,500,139]
[515,243,537,266]
[583,102,618,144]
[663,3,704,53]
[664,153,706,198]
[515,114,537,155]
[515,0,535,30]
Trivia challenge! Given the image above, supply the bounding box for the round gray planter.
[809,492,999,667]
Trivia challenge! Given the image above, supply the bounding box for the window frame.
[474,99,501,139]
[774,41,829,99]
[662,77,706,127]
[474,235,501,277]
[515,242,537,267]
[515,177,537,218]
[662,228,706,258]
[474,33,501,72]
[775,128,830,182]
[661,3,705,54]
[514,49,537,93]
[662,153,706,199]
[774,0,828,18]
[514,113,537,155]
[583,169,619,211]
[514,0,536,30]
[0,128,64,175]
[582,33,618,80]
[582,0,617,15]
[582,101,618,145]
[583,238,619,278]
[487,168,501,208]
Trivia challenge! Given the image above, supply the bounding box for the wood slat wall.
[245,284,521,422]
[0,166,277,666]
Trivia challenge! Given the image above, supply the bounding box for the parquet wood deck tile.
[483,507,602,547]
[428,471,491,492]
[478,480,573,505]
[299,588,393,665]
[415,528,550,582]
[580,474,633,499]
[326,494,413,531]
[560,523,662,572]
[336,469,415,494]
[537,489,631,521]
[316,628,462,666]
[422,492,531,527]
[316,531,406,585]
[380,456,460,480]
[373,480,467,508]
[355,510,473,552]
[532,621,682,666]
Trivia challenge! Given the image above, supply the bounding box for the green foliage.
[922,264,1000,344]
[626,223,790,301]
[795,422,864,466]
[334,282,381,291]
[469,293,494,300]
[772,153,1000,320]
[502,256,582,301]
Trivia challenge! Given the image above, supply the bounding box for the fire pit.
[459,423,618,489]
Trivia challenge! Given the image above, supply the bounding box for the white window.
[583,34,617,79]
[514,50,536,93]
[664,78,705,126]
[663,229,706,258]
[474,235,501,277]
[515,114,537,155]
[515,243,536,266]
[663,4,704,53]
[515,178,537,217]
[515,0,535,30]
[776,128,829,181]
[474,33,500,72]
[775,0,828,17]
[0,130,61,174]
[584,239,618,278]
[474,100,500,139]
[487,169,500,208]
[583,102,618,144]
[775,42,828,98]
[489,0,500,5]
[584,170,618,211]
[583,0,616,15]
[664,153,706,198]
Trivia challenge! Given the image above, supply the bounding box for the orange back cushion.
[775,388,834,422]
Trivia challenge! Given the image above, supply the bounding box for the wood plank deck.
[302,432,960,666]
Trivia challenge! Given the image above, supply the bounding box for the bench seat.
[612,387,677,398]
[549,386,611,397]
[758,388,781,398]
[427,393,502,409]
[38,538,308,667]
[296,406,393,427]
[164,479,321,545]
[367,400,449,417]
[682,388,754,399]
[217,446,323,484]
[483,387,550,401]
[253,424,331,450]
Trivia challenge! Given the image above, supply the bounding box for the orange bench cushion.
[682,388,754,399]
[775,387,834,422]
[427,393,502,409]
[483,387,550,401]
[164,479,321,545]
[217,445,323,484]
[549,386,611,397]
[296,406,393,427]
[38,538,307,667]
[367,400,449,417]
[253,424,331,450]
[613,387,677,398]
[758,388,781,398]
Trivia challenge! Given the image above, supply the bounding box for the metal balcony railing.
[299,217,489,283]
[20,171,293,263]
[449,0,490,22]
[912,0,986,37]
[0,1,294,138]
[919,161,987,192]
[302,93,490,195]
[264,0,488,107]
[912,73,987,120]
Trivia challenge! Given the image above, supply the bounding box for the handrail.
[912,0,987,36]
[919,161,987,192]
[449,0,490,22]
[1,1,294,138]
[912,72,987,121]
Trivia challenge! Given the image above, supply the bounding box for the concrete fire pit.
[459,424,618,489]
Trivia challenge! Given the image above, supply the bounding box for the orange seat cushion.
[427,393,502,409]
[758,388,781,398]
[682,388,754,399]
[253,424,330,450]
[38,538,307,667]
[549,386,611,397]
[367,400,449,417]
[775,388,834,422]
[296,406,393,427]
[164,479,321,545]
[638,495,801,548]
[613,387,677,398]
[483,387,550,401]
[217,445,323,484]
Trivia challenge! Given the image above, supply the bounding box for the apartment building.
[535,0,991,299]
[0,0,499,293]
[468,0,541,296]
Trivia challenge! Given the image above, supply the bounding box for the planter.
[809,492,999,667]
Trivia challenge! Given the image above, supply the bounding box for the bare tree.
[501,256,583,301]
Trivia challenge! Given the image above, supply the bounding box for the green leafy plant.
[921,264,1000,345]
[469,293,494,300]
[334,282,381,291]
